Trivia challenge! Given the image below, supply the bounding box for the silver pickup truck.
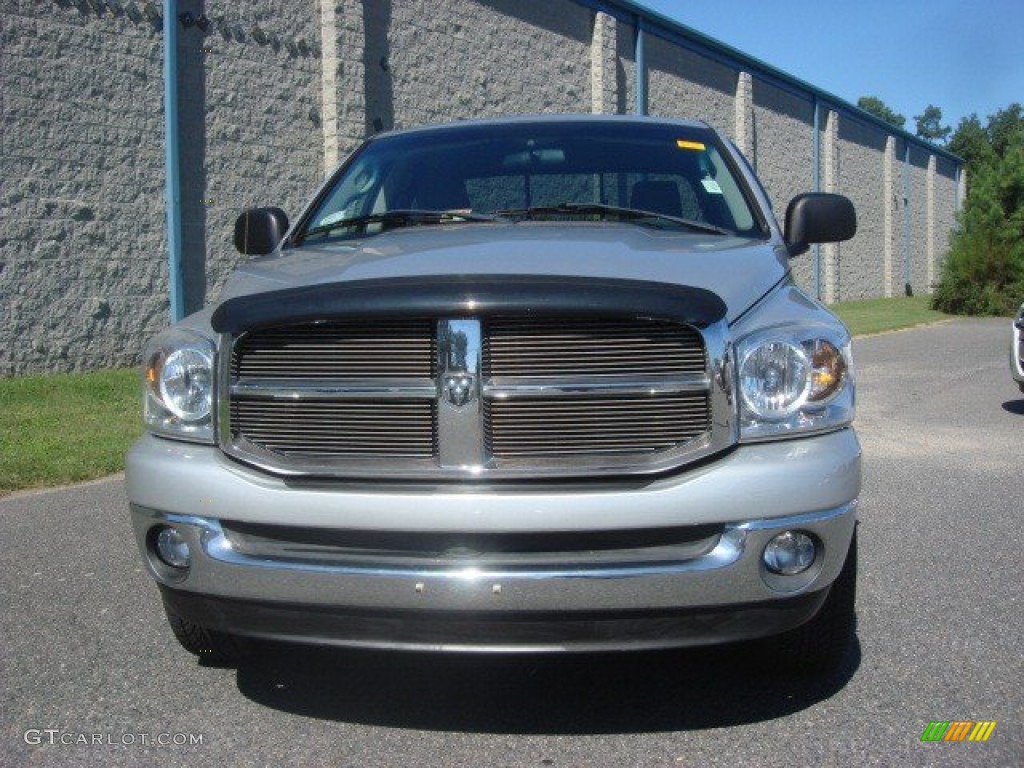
[127,115,860,674]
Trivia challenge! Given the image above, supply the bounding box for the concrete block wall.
[836,116,889,300]
[387,0,594,128]
[883,136,899,297]
[750,82,816,211]
[0,0,963,374]
[614,16,637,119]
[1,1,168,374]
[590,11,618,115]
[934,155,959,277]
[908,145,932,294]
[750,80,816,290]
[0,0,323,374]
[820,110,840,303]
[192,0,324,303]
[646,37,735,133]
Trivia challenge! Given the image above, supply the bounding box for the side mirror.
[784,193,856,256]
[234,207,289,255]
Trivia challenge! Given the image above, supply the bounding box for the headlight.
[143,329,216,443]
[737,328,853,441]
[739,341,811,419]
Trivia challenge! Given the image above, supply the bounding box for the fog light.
[155,526,192,569]
[763,531,816,575]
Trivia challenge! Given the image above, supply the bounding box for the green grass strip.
[0,368,142,495]
[829,295,953,337]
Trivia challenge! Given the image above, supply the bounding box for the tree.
[933,108,1024,315]
[949,114,994,176]
[857,96,906,129]
[914,105,951,144]
[986,103,1024,157]
[948,104,1024,195]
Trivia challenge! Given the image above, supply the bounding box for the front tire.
[164,605,249,666]
[771,529,857,676]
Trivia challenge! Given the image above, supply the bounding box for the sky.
[639,0,1023,134]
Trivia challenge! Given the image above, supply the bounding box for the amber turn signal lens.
[806,340,846,402]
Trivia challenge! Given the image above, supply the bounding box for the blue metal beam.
[903,144,912,292]
[954,165,962,213]
[164,0,185,322]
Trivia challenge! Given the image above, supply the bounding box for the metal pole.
[954,165,962,213]
[634,16,647,116]
[164,0,185,321]
[903,144,912,294]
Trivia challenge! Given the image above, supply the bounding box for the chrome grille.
[484,318,705,377]
[231,400,435,457]
[483,317,709,458]
[229,320,436,460]
[223,314,725,478]
[232,320,433,378]
[485,394,710,457]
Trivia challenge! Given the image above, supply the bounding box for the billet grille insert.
[483,317,709,458]
[484,393,710,457]
[231,399,436,457]
[227,315,712,472]
[230,319,436,458]
[231,319,434,379]
[484,317,705,378]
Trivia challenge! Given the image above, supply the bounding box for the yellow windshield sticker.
[676,140,706,151]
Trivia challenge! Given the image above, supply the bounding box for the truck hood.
[220,221,789,322]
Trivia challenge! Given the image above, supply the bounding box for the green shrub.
[933,141,1024,315]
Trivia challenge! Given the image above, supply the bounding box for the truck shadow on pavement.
[233,635,860,733]
[1001,398,1024,415]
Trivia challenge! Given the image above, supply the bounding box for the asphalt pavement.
[1,317,1021,767]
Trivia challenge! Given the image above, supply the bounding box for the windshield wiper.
[494,202,732,235]
[297,209,501,243]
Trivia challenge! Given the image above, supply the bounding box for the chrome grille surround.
[219,314,736,480]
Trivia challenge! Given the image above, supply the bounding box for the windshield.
[296,119,767,243]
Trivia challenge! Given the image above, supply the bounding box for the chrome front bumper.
[132,502,855,612]
[128,429,859,651]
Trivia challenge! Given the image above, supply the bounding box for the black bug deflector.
[211,275,728,334]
